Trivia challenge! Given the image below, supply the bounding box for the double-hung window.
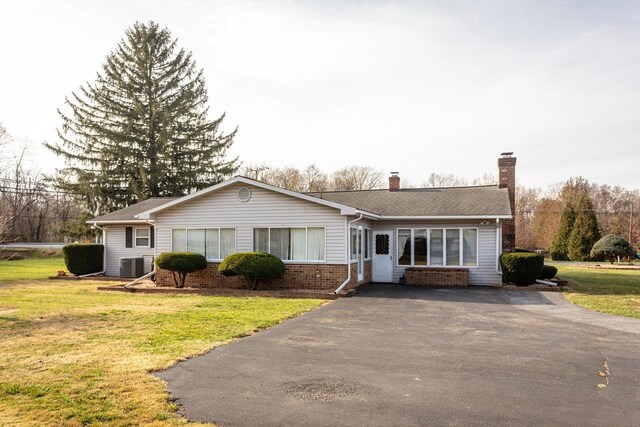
[172,228,235,260]
[135,227,150,247]
[397,228,478,267]
[253,227,325,261]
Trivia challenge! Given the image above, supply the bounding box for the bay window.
[397,228,478,267]
[253,227,326,261]
[171,228,235,260]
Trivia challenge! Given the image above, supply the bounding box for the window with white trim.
[253,227,325,261]
[397,228,478,267]
[135,227,150,247]
[171,228,236,260]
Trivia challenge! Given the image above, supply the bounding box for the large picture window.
[397,228,478,267]
[253,227,325,261]
[172,228,235,260]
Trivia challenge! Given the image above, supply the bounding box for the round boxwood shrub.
[590,234,636,264]
[218,252,285,290]
[155,252,208,288]
[538,265,558,280]
[62,243,104,276]
[499,252,544,285]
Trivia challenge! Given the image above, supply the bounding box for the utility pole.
[246,166,269,181]
[629,203,634,245]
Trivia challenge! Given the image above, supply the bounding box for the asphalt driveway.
[156,285,640,426]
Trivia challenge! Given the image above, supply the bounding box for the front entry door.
[372,230,393,283]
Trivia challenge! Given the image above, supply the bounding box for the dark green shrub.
[218,252,285,290]
[62,244,104,275]
[500,252,544,285]
[538,265,558,280]
[590,235,636,264]
[514,248,533,253]
[155,252,208,288]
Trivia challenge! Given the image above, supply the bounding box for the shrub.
[538,265,558,280]
[500,252,544,285]
[218,252,285,290]
[590,235,636,264]
[62,244,104,275]
[514,248,533,253]
[155,252,208,288]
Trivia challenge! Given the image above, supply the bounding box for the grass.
[0,257,326,425]
[0,253,67,282]
[557,265,640,318]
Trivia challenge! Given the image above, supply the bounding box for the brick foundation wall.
[404,267,469,287]
[156,262,370,291]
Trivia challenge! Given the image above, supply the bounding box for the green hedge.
[62,244,104,276]
[155,252,208,288]
[538,265,558,280]
[219,252,285,290]
[500,252,544,285]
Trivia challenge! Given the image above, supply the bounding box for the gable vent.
[237,187,252,202]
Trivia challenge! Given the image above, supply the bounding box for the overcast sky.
[1,0,639,189]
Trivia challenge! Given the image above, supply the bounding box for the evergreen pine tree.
[568,194,601,261]
[45,21,238,214]
[550,203,575,260]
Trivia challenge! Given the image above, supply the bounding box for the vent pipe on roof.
[389,172,400,191]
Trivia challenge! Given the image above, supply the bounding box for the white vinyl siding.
[153,183,347,264]
[375,221,500,286]
[103,225,154,276]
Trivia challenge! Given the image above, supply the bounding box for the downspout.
[334,213,363,295]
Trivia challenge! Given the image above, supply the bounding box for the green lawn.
[0,257,326,425]
[556,265,640,318]
[0,254,67,282]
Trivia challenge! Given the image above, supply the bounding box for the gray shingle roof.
[307,185,512,217]
[89,197,178,222]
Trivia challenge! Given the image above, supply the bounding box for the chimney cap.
[390,171,399,175]
[500,152,514,157]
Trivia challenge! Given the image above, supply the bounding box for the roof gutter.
[334,213,364,295]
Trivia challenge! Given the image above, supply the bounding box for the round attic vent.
[237,187,252,202]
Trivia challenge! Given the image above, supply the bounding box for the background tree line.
[0,123,90,243]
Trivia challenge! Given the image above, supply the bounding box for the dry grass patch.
[0,280,325,425]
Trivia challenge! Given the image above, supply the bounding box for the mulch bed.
[97,284,345,299]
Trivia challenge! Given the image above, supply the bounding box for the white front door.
[372,230,393,283]
[357,227,364,282]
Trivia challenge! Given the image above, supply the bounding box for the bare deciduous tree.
[422,173,469,188]
[330,166,385,190]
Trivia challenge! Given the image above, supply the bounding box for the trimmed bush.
[500,252,544,285]
[538,265,558,280]
[590,235,636,264]
[218,252,285,290]
[62,244,104,275]
[155,252,208,288]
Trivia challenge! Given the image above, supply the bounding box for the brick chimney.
[389,172,400,191]
[498,152,516,252]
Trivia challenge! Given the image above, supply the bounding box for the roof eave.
[379,214,512,220]
[86,219,154,225]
